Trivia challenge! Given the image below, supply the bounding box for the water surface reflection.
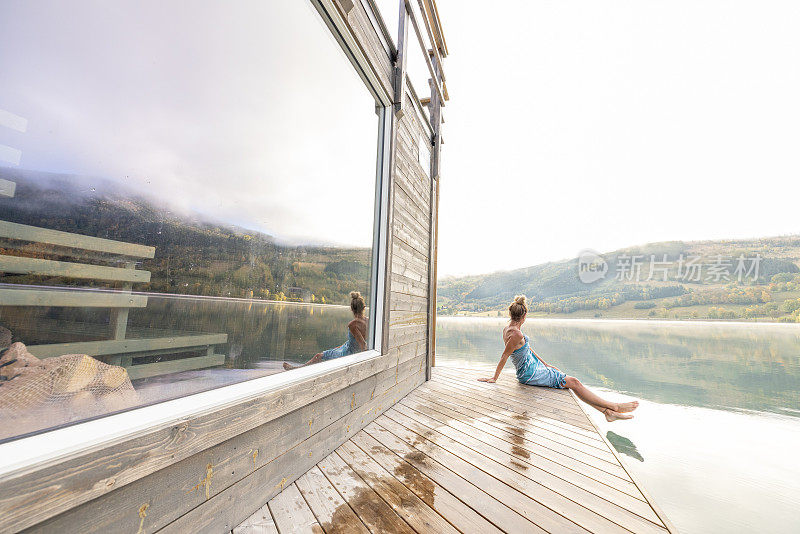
[436,317,800,534]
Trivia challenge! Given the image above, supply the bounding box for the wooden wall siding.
[4,1,437,532]
[333,0,394,100]
[387,93,432,299]
[385,90,432,380]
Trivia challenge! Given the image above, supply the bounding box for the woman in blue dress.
[479,295,638,422]
[284,291,368,370]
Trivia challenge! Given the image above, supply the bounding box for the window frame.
[0,0,393,478]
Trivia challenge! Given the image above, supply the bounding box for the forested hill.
[438,238,800,322]
[0,167,371,305]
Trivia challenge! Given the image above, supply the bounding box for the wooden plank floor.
[234,364,675,534]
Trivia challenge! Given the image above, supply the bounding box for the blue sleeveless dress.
[510,334,567,389]
[321,330,359,361]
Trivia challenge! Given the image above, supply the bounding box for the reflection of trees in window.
[0,172,371,305]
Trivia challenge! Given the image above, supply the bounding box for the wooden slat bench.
[0,219,227,378]
[0,287,149,308]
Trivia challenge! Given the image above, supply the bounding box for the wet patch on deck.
[233,364,675,533]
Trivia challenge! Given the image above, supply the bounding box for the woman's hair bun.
[508,294,528,320]
[350,291,365,314]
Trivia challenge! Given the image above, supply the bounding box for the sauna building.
[0,1,674,533]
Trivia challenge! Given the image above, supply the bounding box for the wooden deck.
[233,364,675,534]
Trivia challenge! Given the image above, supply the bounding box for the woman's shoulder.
[503,325,523,341]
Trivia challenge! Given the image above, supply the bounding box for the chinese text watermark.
[578,252,762,284]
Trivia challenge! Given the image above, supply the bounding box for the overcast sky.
[434,0,800,276]
[3,1,799,268]
[0,0,377,247]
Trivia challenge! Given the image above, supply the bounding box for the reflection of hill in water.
[3,298,356,366]
[436,318,800,416]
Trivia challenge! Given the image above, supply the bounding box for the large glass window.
[0,0,383,441]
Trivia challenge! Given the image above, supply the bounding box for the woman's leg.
[305,353,323,365]
[563,376,638,421]
[283,352,323,370]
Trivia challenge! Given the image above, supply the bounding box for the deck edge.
[567,389,680,534]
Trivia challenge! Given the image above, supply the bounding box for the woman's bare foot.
[283,362,299,371]
[604,408,634,422]
[615,400,639,413]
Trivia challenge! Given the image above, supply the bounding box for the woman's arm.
[478,335,519,383]
[349,321,368,351]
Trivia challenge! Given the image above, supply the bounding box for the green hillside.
[438,237,800,322]
[0,168,372,305]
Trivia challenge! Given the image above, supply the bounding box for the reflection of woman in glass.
[284,291,368,370]
[479,295,639,422]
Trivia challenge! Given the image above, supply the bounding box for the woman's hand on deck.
[478,377,497,383]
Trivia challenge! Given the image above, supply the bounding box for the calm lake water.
[435,317,800,534]
[2,292,357,369]
[1,292,362,438]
